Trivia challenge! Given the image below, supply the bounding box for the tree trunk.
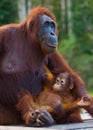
[26,0,32,15]
[18,0,26,22]
[67,0,72,35]
[61,0,66,31]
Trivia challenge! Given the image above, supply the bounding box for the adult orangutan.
[0,6,92,126]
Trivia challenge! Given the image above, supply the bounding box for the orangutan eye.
[61,79,66,84]
[44,21,50,27]
[50,22,55,28]
[56,78,60,83]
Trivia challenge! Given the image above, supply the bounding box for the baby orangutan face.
[53,72,74,93]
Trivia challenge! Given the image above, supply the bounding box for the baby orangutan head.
[53,72,74,93]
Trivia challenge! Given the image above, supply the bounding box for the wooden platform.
[0,109,93,130]
[0,122,93,130]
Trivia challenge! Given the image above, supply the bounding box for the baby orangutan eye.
[56,78,60,83]
[61,78,66,84]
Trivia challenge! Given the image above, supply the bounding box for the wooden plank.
[49,122,93,130]
[0,122,93,130]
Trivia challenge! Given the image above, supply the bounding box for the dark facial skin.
[38,15,58,54]
[53,73,72,93]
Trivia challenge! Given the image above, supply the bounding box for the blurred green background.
[0,0,93,95]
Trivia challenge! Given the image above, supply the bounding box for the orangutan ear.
[69,75,74,90]
[69,83,74,90]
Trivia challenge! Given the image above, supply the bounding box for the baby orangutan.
[17,72,91,126]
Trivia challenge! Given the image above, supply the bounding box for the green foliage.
[58,34,76,58]
[31,0,48,7]
[0,0,18,25]
[72,0,93,37]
